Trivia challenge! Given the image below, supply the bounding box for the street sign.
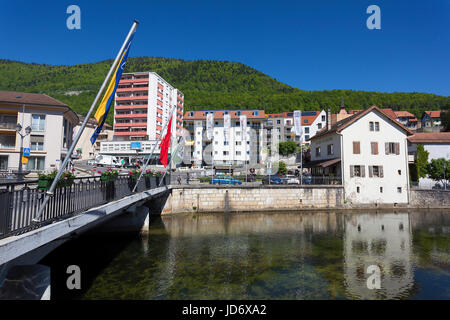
[23,148,31,157]
[130,142,141,150]
[21,156,28,164]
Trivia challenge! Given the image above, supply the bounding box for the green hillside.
[0,57,448,125]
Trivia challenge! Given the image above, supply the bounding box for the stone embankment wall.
[162,185,344,214]
[410,190,450,208]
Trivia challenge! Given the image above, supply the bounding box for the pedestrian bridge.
[0,175,171,273]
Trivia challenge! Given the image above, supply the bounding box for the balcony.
[115,104,148,110]
[0,122,17,130]
[116,87,149,93]
[116,96,148,101]
[115,113,148,119]
[119,78,149,85]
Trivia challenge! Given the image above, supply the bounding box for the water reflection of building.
[343,213,414,299]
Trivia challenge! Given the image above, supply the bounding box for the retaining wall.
[162,185,345,214]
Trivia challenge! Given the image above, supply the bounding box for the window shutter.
[374,142,378,155]
[353,141,360,154]
[350,165,354,177]
[361,165,365,177]
[395,143,400,155]
[380,166,384,178]
[385,142,389,155]
[369,166,373,177]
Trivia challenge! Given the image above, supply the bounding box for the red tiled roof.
[394,111,415,118]
[184,110,266,120]
[408,132,450,144]
[381,108,397,120]
[0,90,68,107]
[425,111,441,118]
[311,106,414,140]
[266,111,320,125]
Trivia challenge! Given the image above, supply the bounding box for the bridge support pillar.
[95,204,150,235]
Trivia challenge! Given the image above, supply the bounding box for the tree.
[441,111,450,132]
[278,161,287,175]
[278,141,299,156]
[426,158,450,185]
[416,144,429,179]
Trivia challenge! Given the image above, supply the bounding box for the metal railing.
[0,174,170,240]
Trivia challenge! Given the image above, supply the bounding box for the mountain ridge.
[0,57,448,125]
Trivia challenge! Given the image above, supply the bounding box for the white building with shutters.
[309,106,413,204]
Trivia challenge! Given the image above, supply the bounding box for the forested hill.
[0,57,448,125]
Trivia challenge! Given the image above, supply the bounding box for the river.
[40,210,450,300]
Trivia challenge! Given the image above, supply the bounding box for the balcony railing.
[0,174,171,240]
[0,122,17,130]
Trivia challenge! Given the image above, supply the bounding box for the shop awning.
[302,158,341,168]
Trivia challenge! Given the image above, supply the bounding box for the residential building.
[73,115,114,160]
[183,110,266,167]
[394,111,418,130]
[101,72,184,162]
[0,91,79,172]
[407,132,450,188]
[114,72,183,141]
[308,106,413,204]
[266,110,327,144]
[420,111,442,132]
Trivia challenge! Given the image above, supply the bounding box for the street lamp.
[16,123,32,180]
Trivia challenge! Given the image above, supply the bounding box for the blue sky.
[1,0,449,96]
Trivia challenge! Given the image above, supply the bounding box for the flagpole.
[132,106,176,192]
[32,20,139,222]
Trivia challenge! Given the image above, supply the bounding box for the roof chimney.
[327,108,331,131]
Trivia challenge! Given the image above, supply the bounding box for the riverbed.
[40,210,450,300]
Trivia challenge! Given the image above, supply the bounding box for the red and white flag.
[159,115,173,168]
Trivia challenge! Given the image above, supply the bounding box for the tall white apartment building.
[100,72,184,161]
[114,72,183,142]
[183,110,266,167]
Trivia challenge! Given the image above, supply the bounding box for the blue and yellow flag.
[90,34,134,144]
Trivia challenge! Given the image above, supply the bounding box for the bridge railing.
[0,174,170,240]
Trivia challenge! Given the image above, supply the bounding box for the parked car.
[302,173,312,184]
[284,175,300,184]
[124,163,139,169]
[211,175,242,185]
[262,175,283,185]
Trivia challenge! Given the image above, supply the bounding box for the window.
[357,186,360,193]
[385,142,400,155]
[369,165,383,178]
[317,123,322,129]
[304,127,309,134]
[375,122,380,131]
[0,135,15,149]
[397,187,402,193]
[224,141,228,146]
[398,170,401,175]
[327,144,334,155]
[277,120,281,124]
[353,141,361,154]
[369,121,374,131]
[0,156,8,170]
[316,147,321,157]
[305,135,309,140]
[26,156,45,170]
[253,111,259,116]
[236,141,241,146]
[380,187,383,193]
[223,151,229,156]
[350,165,365,177]
[322,115,326,121]
[30,136,44,151]
[31,115,45,131]
[371,142,378,155]
[236,151,241,155]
